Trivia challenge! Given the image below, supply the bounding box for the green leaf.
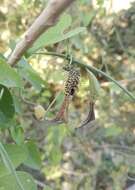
[18,58,44,91]
[0,85,15,125]
[27,14,86,55]
[87,70,100,101]
[12,95,22,114]
[104,126,122,137]
[10,126,24,145]
[46,124,68,165]
[0,171,37,190]
[49,147,62,165]
[0,55,22,88]
[0,144,28,177]
[0,143,25,190]
[43,186,53,190]
[47,124,68,146]
[60,27,86,40]
[0,121,13,129]
[109,82,122,94]
[24,141,41,170]
[81,11,97,26]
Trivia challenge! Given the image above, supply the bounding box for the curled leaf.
[87,69,100,102]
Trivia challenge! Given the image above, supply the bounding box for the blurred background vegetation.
[0,0,135,190]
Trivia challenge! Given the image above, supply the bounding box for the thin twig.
[44,91,61,118]
[20,89,36,106]
[34,51,135,101]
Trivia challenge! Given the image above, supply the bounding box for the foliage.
[0,171,37,190]
[0,55,22,88]
[0,0,135,190]
[27,14,86,55]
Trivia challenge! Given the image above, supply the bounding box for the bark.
[8,0,75,66]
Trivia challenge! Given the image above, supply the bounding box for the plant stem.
[34,51,135,101]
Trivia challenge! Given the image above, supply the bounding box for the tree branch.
[8,0,75,66]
